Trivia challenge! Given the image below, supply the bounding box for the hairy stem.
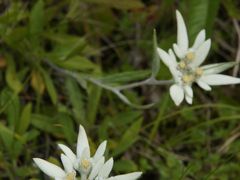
[45,60,172,108]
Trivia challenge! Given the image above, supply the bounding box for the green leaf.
[187,0,220,40]
[87,84,102,126]
[112,119,142,156]
[40,68,58,105]
[7,93,20,130]
[81,0,144,10]
[31,114,62,136]
[57,56,97,71]
[57,113,76,144]
[17,103,32,134]
[65,78,86,125]
[110,110,142,126]
[0,122,22,156]
[46,35,86,60]
[5,56,22,93]
[151,29,160,78]
[29,0,44,37]
[149,94,170,141]
[206,0,220,36]
[0,89,20,130]
[99,70,151,85]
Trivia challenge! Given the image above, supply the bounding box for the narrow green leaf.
[149,94,170,141]
[5,56,22,93]
[57,113,76,144]
[47,35,86,60]
[17,103,32,134]
[57,56,97,71]
[206,0,220,36]
[31,114,62,136]
[99,70,151,85]
[87,84,102,126]
[65,78,86,125]
[0,122,21,156]
[29,0,44,37]
[151,29,160,78]
[40,68,58,104]
[112,119,142,156]
[187,0,220,39]
[7,93,20,130]
[188,0,209,41]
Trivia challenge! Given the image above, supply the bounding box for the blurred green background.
[0,0,240,179]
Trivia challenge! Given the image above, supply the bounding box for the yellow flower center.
[182,74,194,84]
[178,61,186,69]
[65,172,76,180]
[81,159,90,169]
[186,52,195,61]
[195,67,203,76]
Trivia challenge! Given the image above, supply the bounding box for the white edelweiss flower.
[33,154,76,180]
[58,125,107,178]
[157,47,240,106]
[157,10,240,106]
[90,158,142,180]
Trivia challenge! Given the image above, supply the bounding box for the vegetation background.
[0,0,240,179]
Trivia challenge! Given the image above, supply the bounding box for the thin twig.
[232,19,240,77]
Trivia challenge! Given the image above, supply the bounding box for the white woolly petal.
[107,172,142,180]
[58,144,76,163]
[191,39,211,68]
[202,62,236,75]
[184,86,193,98]
[168,49,177,65]
[88,157,105,180]
[185,95,193,104]
[192,29,206,50]
[60,154,74,173]
[99,158,114,178]
[33,158,65,178]
[93,140,107,162]
[201,74,240,85]
[197,79,212,91]
[170,84,184,106]
[77,125,90,159]
[176,10,189,52]
[81,147,91,160]
[157,48,173,67]
[173,43,185,59]
[184,86,193,104]
[168,49,181,80]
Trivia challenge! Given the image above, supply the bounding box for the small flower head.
[157,10,240,106]
[34,125,142,180]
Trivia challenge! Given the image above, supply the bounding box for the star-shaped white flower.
[33,154,76,180]
[58,125,107,178]
[173,10,211,68]
[89,158,142,180]
[157,10,240,106]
